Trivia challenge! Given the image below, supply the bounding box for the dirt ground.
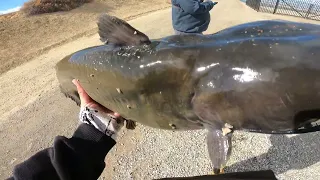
[1,0,320,179]
[0,0,170,75]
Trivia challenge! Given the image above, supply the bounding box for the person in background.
[170,0,218,35]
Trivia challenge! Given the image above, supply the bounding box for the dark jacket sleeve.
[156,170,278,180]
[174,0,215,14]
[8,124,116,180]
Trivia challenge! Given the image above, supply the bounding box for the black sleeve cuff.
[72,123,116,144]
[70,123,116,160]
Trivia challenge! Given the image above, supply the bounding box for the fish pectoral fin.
[125,119,137,130]
[207,129,232,174]
[211,168,225,175]
[97,14,151,46]
[222,123,234,136]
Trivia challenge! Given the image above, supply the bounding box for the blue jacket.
[171,0,216,33]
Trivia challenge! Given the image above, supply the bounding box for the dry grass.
[0,0,170,75]
[21,0,94,15]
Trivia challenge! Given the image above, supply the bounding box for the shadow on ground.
[225,132,320,175]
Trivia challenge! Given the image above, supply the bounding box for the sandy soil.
[1,0,320,179]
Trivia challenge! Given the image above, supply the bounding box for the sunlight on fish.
[207,81,215,88]
[232,67,260,82]
[197,63,220,72]
[140,61,162,68]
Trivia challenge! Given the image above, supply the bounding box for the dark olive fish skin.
[56,44,203,130]
[57,20,320,133]
[56,14,320,174]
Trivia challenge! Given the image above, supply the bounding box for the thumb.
[114,112,121,118]
[72,79,92,106]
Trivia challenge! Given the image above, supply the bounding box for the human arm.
[8,124,116,180]
[8,80,124,180]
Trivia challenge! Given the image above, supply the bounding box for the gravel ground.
[102,126,320,180]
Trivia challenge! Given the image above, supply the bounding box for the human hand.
[72,79,124,139]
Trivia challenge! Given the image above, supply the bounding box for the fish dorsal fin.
[97,14,151,46]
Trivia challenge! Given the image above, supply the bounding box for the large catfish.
[56,14,320,174]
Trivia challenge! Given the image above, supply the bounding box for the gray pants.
[174,30,203,35]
